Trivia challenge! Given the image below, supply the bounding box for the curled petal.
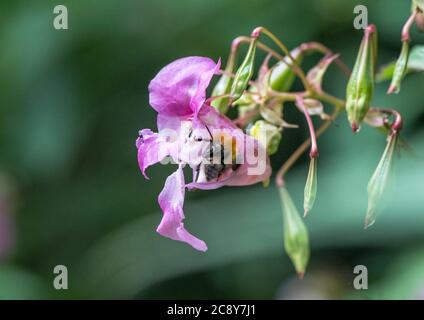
[137,129,172,179]
[157,167,207,251]
[149,57,221,117]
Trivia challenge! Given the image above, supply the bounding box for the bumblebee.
[190,128,240,183]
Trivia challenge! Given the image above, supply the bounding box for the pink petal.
[137,129,172,179]
[156,167,207,251]
[149,57,221,117]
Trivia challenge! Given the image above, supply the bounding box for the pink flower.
[137,57,271,251]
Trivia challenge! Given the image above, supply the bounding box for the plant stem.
[232,36,285,61]
[296,97,319,158]
[300,42,351,77]
[402,9,418,42]
[252,27,311,91]
[275,107,341,188]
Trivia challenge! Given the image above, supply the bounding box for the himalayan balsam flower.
[137,57,271,251]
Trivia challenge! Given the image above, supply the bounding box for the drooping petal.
[137,129,173,179]
[156,167,207,251]
[149,57,221,117]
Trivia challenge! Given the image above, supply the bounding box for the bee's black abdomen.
[205,164,226,182]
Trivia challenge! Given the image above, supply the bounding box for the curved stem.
[372,108,403,133]
[232,36,285,61]
[275,108,341,188]
[252,27,311,91]
[314,92,346,109]
[300,42,351,77]
[402,9,418,42]
[296,97,319,158]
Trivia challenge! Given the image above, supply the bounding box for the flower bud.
[248,120,282,155]
[266,47,303,92]
[279,187,310,278]
[365,133,398,228]
[346,25,377,132]
[230,38,257,103]
[304,157,317,216]
[388,41,410,94]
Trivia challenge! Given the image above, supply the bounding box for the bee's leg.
[194,164,201,182]
[205,124,213,140]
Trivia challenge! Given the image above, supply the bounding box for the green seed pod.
[267,47,303,92]
[211,74,233,114]
[279,187,310,278]
[230,38,257,103]
[248,120,282,155]
[211,46,237,114]
[388,41,410,94]
[304,157,317,216]
[365,133,398,228]
[346,25,377,132]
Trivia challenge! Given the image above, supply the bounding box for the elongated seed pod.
[345,25,377,132]
[230,38,257,103]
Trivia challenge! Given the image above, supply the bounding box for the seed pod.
[346,25,377,132]
[304,157,317,216]
[211,74,233,114]
[211,46,238,114]
[279,187,310,278]
[267,47,303,92]
[248,120,282,155]
[388,41,410,94]
[230,38,257,103]
[365,133,398,229]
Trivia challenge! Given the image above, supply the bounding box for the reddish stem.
[296,97,319,158]
[402,9,418,42]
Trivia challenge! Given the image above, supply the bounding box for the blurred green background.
[0,0,423,299]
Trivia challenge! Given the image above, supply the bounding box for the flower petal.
[137,129,171,179]
[149,57,221,117]
[156,167,207,251]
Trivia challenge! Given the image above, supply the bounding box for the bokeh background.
[0,0,423,299]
